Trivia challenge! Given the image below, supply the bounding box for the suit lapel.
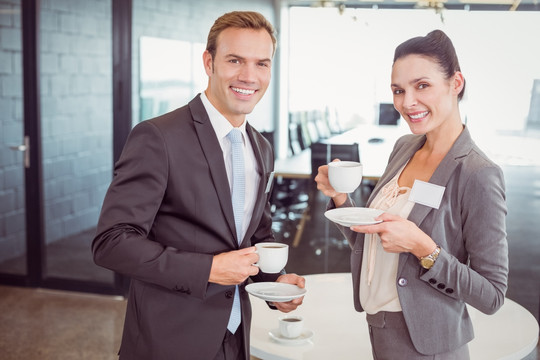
[242,124,268,246]
[189,96,237,247]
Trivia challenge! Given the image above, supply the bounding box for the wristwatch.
[419,245,441,269]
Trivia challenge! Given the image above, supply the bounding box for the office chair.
[269,114,309,241]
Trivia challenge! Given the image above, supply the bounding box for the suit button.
[225,290,233,299]
[437,283,446,290]
[429,278,437,284]
[445,288,454,294]
[397,278,408,287]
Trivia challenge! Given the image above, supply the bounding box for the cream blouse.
[359,165,414,314]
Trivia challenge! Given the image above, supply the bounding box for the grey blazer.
[332,127,508,355]
[92,95,279,360]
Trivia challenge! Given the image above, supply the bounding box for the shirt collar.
[200,91,248,143]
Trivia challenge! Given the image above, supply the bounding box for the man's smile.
[231,87,256,95]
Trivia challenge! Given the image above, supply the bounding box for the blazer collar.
[371,126,473,210]
[408,126,473,222]
[243,124,268,245]
[189,95,237,246]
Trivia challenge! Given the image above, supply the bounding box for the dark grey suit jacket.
[332,127,508,355]
[92,95,279,360]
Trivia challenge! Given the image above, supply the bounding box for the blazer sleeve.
[420,158,508,315]
[92,121,213,300]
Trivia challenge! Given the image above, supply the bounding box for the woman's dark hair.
[393,30,466,101]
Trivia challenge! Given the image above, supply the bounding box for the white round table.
[249,273,539,360]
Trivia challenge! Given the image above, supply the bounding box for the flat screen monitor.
[378,103,400,125]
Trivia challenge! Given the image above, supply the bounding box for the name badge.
[409,180,445,209]
[265,171,275,194]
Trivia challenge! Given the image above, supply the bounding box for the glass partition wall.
[40,0,114,285]
[0,0,26,277]
[288,6,540,138]
[0,0,117,293]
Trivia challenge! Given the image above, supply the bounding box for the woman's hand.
[314,160,348,207]
[350,213,437,257]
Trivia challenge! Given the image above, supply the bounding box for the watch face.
[421,258,434,269]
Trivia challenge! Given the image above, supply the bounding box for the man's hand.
[209,247,259,285]
[273,273,305,313]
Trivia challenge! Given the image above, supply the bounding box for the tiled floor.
[0,163,538,359]
[0,285,125,360]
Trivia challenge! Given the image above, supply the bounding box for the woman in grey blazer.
[315,30,508,359]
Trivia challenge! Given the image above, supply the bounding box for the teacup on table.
[254,242,288,273]
[328,161,363,193]
[279,315,304,338]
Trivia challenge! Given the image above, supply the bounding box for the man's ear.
[203,50,213,76]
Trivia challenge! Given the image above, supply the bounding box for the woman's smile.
[408,110,430,122]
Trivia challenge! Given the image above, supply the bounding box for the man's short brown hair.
[206,11,277,60]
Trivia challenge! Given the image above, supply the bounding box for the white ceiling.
[285,0,539,11]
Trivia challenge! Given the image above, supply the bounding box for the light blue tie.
[227,128,245,334]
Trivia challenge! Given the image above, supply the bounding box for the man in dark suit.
[92,11,305,360]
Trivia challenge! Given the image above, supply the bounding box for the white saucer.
[324,207,384,227]
[246,282,307,302]
[268,328,314,345]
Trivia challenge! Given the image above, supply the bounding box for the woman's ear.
[452,71,465,96]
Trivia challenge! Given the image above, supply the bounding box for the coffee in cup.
[279,315,304,338]
[253,242,288,273]
[328,161,363,193]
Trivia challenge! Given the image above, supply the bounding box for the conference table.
[250,273,539,360]
[274,124,408,181]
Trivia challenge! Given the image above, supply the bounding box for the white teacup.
[328,161,363,193]
[279,315,304,338]
[253,242,288,273]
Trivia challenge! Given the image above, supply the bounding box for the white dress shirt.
[200,92,261,242]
